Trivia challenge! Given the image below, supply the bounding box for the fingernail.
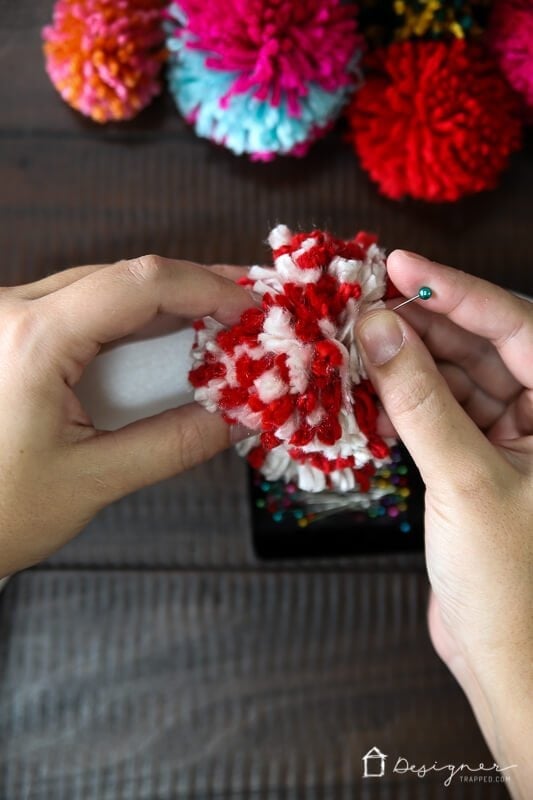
[398,250,428,262]
[358,311,405,366]
[229,422,257,444]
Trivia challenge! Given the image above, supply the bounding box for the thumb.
[356,310,495,488]
[75,403,247,504]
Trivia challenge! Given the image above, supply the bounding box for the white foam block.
[75,315,196,431]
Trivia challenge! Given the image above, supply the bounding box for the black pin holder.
[250,443,425,560]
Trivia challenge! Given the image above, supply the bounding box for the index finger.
[39,255,255,366]
[387,250,533,389]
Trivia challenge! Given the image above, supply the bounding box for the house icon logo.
[362,746,387,778]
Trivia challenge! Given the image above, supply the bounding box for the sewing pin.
[393,286,433,311]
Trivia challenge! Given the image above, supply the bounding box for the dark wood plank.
[0,2,527,795]
[0,571,510,799]
[1,131,532,293]
[0,0,532,293]
[43,448,425,570]
[0,10,531,569]
[44,450,256,569]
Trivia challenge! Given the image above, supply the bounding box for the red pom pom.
[346,41,523,202]
[189,224,391,493]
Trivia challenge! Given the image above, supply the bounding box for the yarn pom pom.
[489,0,533,110]
[166,0,364,159]
[43,0,166,123]
[189,225,393,493]
[346,40,522,202]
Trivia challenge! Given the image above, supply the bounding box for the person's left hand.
[0,256,254,577]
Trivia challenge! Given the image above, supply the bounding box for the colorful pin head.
[393,286,433,310]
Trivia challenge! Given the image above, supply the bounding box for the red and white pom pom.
[189,225,395,493]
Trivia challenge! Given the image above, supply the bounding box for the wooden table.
[1,3,531,798]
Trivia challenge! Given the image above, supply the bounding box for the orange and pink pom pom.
[43,0,166,123]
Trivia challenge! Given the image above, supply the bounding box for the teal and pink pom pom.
[165,0,364,159]
[43,0,166,123]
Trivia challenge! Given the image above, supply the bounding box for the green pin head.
[392,286,433,311]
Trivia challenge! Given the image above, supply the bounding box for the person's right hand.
[355,251,533,799]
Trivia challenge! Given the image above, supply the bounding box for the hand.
[356,251,533,799]
[0,256,254,577]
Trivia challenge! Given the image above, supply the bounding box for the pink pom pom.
[489,0,533,110]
